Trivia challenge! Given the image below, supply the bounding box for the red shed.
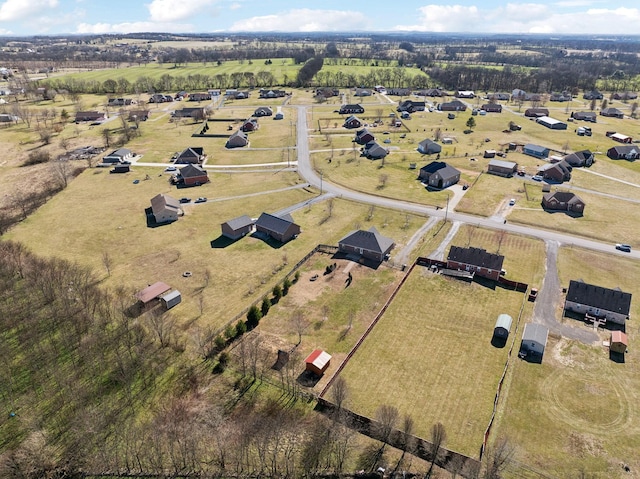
[305,349,332,376]
[610,331,628,354]
[136,281,171,305]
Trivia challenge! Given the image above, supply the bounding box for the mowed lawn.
[336,269,527,457]
[495,248,640,478]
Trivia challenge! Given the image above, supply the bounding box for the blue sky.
[0,0,639,36]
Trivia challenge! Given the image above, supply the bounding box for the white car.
[165,166,177,172]
[532,175,543,181]
[509,198,516,206]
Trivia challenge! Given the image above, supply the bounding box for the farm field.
[333,228,545,457]
[495,247,640,478]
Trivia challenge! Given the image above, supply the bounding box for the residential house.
[354,88,373,96]
[343,115,362,129]
[487,92,510,101]
[536,116,567,130]
[150,194,182,224]
[148,93,173,103]
[305,349,331,376]
[446,246,505,281]
[494,314,513,339]
[417,139,442,155]
[607,145,640,160]
[107,98,133,106]
[354,128,375,145]
[103,148,133,163]
[537,161,572,182]
[521,323,549,357]
[175,147,205,164]
[541,191,585,214]
[563,150,594,167]
[418,161,461,189]
[386,88,411,96]
[549,91,572,102]
[612,92,638,101]
[259,89,287,98]
[338,227,395,262]
[438,100,467,112]
[255,212,301,243]
[608,132,632,143]
[583,90,603,100]
[254,106,273,117]
[128,109,150,121]
[315,87,339,98]
[487,159,518,177]
[221,215,254,240]
[571,111,597,122]
[226,130,249,148]
[523,143,550,159]
[398,100,426,112]
[241,118,259,132]
[176,164,209,186]
[226,90,250,99]
[564,280,632,325]
[524,108,549,118]
[601,108,624,118]
[456,90,475,98]
[362,141,388,160]
[339,104,365,115]
[610,331,628,354]
[481,103,502,113]
[423,88,447,97]
[110,164,130,174]
[172,107,206,120]
[75,111,106,123]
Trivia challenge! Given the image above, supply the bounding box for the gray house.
[487,159,518,177]
[564,280,632,325]
[521,323,549,357]
[255,213,301,243]
[523,144,550,159]
[563,150,594,167]
[226,130,249,148]
[338,227,395,262]
[363,141,388,160]
[418,161,460,189]
[417,139,442,155]
[221,215,254,240]
[103,148,133,163]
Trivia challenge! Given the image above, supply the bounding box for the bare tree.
[330,376,349,412]
[427,422,447,477]
[374,404,399,445]
[146,308,176,348]
[102,251,113,276]
[50,158,73,189]
[483,436,514,479]
[290,310,308,347]
[378,173,389,188]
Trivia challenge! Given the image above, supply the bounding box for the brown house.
[524,108,549,118]
[175,147,205,164]
[177,164,209,186]
[241,118,259,132]
[226,130,249,148]
[128,109,150,121]
[447,246,504,281]
[221,215,254,240]
[537,161,572,183]
[542,191,585,214]
[481,103,503,113]
[439,100,467,112]
[343,115,362,129]
[487,159,518,177]
[338,227,395,262]
[354,128,375,145]
[255,213,301,243]
[75,111,106,123]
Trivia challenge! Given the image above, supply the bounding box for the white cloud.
[394,3,640,34]
[0,0,58,21]
[76,21,194,34]
[229,8,368,32]
[229,2,242,10]
[146,0,219,23]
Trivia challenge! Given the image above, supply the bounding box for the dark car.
[179,198,191,203]
[616,243,631,252]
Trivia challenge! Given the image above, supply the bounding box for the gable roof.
[542,191,583,204]
[223,215,254,230]
[488,159,517,170]
[305,349,331,369]
[447,246,504,271]
[563,150,593,165]
[255,212,298,235]
[339,227,394,255]
[177,147,203,161]
[420,161,460,180]
[522,323,549,345]
[150,193,180,216]
[611,330,628,346]
[495,314,513,331]
[179,164,208,178]
[524,143,549,154]
[418,139,441,153]
[566,280,632,316]
[136,281,171,304]
[363,141,388,158]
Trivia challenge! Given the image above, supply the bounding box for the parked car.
[179,197,191,203]
[616,243,631,252]
[165,166,177,172]
[509,198,516,206]
[528,288,538,302]
[532,175,543,181]
[195,197,207,203]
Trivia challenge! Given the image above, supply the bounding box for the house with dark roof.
[563,150,594,167]
[521,323,549,358]
[241,118,259,132]
[612,91,638,101]
[108,98,133,106]
[564,280,632,325]
[338,227,395,262]
[542,191,585,214]
[523,144,550,158]
[446,246,505,281]
[524,108,549,118]
[339,104,365,115]
[315,87,339,98]
[172,107,206,120]
[254,107,273,117]
[397,100,426,112]
[255,213,301,243]
[417,139,442,155]
[537,161,571,183]
[487,92,510,101]
[259,89,286,98]
[103,148,133,164]
[354,128,375,145]
[386,88,411,96]
[175,147,205,164]
[221,215,254,240]
[189,92,212,102]
[75,111,107,123]
[418,161,460,189]
[128,109,150,121]
[438,100,467,112]
[607,145,640,160]
[536,116,567,130]
[583,90,603,100]
[362,141,388,160]
[487,159,518,177]
[176,164,209,186]
[550,92,572,102]
[481,103,502,113]
[343,115,362,129]
[226,90,250,100]
[226,130,249,148]
[601,108,624,118]
[423,88,447,97]
[354,88,373,97]
[571,111,597,122]
[150,194,182,223]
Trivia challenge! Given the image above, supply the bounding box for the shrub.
[224,323,236,340]
[283,277,292,296]
[214,335,226,350]
[23,150,51,166]
[247,305,262,329]
[272,284,283,302]
[235,320,247,336]
[261,297,271,316]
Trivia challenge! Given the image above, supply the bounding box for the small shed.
[221,215,254,240]
[305,349,332,376]
[610,331,628,354]
[136,281,171,306]
[161,290,182,310]
[521,323,549,357]
[494,314,513,339]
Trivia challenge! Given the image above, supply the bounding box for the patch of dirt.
[549,337,578,368]
[566,432,605,458]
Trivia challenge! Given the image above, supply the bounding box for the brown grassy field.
[494,247,640,478]
[330,229,545,457]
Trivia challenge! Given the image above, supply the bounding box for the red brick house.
[447,246,504,281]
[541,191,585,215]
[177,164,209,186]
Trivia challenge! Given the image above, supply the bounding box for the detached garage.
[305,349,332,376]
[520,323,549,358]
